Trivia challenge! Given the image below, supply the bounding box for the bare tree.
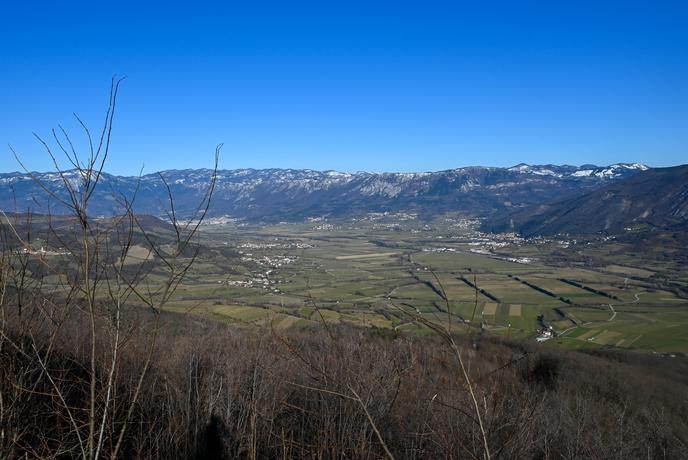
[0,77,220,459]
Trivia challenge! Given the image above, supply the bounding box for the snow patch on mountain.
[508,162,648,179]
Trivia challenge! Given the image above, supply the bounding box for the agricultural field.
[160,214,688,353]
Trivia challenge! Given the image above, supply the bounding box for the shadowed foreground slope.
[2,311,687,459]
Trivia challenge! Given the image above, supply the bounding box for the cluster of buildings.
[312,223,338,231]
[222,252,300,293]
[219,270,282,293]
[17,246,70,256]
[239,254,296,268]
[536,325,556,342]
[239,241,314,249]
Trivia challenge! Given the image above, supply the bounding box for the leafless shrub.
[1,78,220,459]
[1,82,687,459]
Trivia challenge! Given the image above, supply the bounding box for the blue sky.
[1,1,687,175]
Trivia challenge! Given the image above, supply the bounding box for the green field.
[152,215,688,353]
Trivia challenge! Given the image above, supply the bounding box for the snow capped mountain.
[507,163,648,178]
[507,164,571,177]
[0,163,651,221]
[485,164,688,236]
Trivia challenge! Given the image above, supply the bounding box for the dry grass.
[120,244,154,265]
[483,302,498,315]
[2,314,688,459]
[335,252,399,260]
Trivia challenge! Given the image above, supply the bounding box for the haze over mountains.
[3,162,685,237]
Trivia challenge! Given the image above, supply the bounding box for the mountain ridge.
[483,164,688,236]
[0,163,649,222]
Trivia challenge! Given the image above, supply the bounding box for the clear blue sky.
[1,1,686,175]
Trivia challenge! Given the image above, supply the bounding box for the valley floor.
[157,213,688,354]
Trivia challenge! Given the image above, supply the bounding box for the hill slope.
[484,165,688,235]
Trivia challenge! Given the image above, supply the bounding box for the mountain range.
[484,164,688,236]
[0,163,649,224]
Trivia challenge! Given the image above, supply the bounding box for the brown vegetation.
[1,81,687,459]
[2,312,688,459]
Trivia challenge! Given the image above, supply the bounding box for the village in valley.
[158,212,688,353]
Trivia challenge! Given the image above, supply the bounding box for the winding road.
[608,304,617,321]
